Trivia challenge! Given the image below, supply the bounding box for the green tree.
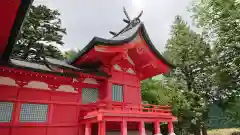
[12,5,66,61]
[64,49,80,61]
[192,0,240,98]
[165,15,213,135]
[192,0,240,128]
[141,78,192,135]
[224,97,240,126]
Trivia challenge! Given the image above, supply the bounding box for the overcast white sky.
[34,0,193,52]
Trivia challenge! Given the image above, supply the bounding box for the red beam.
[102,116,173,122]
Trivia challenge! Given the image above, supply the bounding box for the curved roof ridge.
[139,23,175,68]
[69,22,174,69]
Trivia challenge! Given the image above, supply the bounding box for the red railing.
[81,101,171,114]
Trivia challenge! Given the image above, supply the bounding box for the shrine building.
[0,1,176,135]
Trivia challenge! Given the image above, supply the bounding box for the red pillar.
[121,120,127,135]
[79,124,84,135]
[47,104,54,124]
[102,80,112,102]
[154,121,161,135]
[12,102,21,124]
[168,121,175,135]
[98,121,106,135]
[85,123,91,135]
[139,121,146,135]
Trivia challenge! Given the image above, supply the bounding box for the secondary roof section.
[70,21,174,80]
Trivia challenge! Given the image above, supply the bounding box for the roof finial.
[136,10,143,20]
[109,7,143,36]
[123,7,131,24]
[122,7,143,24]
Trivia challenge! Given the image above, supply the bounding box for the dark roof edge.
[0,62,79,78]
[0,58,110,78]
[70,23,175,69]
[1,0,33,61]
[139,24,175,69]
[69,32,139,64]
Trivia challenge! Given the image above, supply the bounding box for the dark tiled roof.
[45,57,81,71]
[4,58,110,78]
[10,58,51,71]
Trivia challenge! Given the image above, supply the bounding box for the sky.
[34,0,193,52]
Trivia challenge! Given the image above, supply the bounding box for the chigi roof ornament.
[109,7,143,37]
[123,7,143,24]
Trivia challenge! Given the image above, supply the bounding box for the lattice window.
[20,103,48,122]
[82,88,99,104]
[0,102,13,122]
[112,84,123,102]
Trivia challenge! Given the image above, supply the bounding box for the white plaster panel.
[24,81,50,90]
[56,85,77,93]
[126,68,136,74]
[82,78,98,84]
[113,64,123,71]
[0,76,18,86]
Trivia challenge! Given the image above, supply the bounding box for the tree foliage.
[64,49,80,61]
[12,5,66,61]
[164,15,214,135]
[192,0,240,125]
[141,15,217,134]
[142,1,240,134]
[192,0,240,99]
[141,78,191,135]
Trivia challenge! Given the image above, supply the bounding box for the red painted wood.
[0,128,10,135]
[51,105,79,124]
[85,123,91,135]
[47,127,78,135]
[18,89,51,101]
[11,127,47,135]
[12,102,20,124]
[0,0,20,56]
[121,120,127,135]
[154,121,161,135]
[0,86,18,100]
[139,121,146,135]
[51,92,79,102]
[0,63,175,135]
[103,117,173,123]
[47,104,54,124]
[105,81,112,102]
[124,86,141,104]
[79,125,84,135]
[98,121,106,135]
[168,122,174,134]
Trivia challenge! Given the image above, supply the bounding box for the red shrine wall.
[109,68,141,104]
[0,65,142,135]
[0,67,94,135]
[0,85,81,135]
